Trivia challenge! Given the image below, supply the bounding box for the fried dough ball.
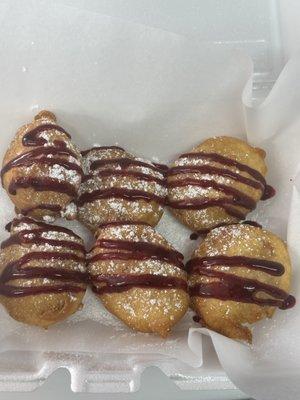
[1,110,82,221]
[188,224,294,342]
[77,146,166,232]
[88,222,189,337]
[167,136,272,233]
[0,217,87,328]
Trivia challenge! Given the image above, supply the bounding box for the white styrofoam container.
[0,1,285,397]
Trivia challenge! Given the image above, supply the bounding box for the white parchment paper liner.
[0,2,299,398]
[192,57,300,400]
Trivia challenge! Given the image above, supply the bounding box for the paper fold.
[193,56,300,400]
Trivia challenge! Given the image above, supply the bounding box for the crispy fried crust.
[168,136,268,232]
[88,223,189,337]
[78,147,165,232]
[0,218,86,328]
[189,224,292,342]
[2,111,82,221]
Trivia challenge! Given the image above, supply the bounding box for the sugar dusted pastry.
[77,146,167,232]
[1,111,82,221]
[0,217,87,327]
[167,136,274,233]
[87,222,189,337]
[187,224,295,342]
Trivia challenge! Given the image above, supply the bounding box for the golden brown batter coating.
[188,224,293,342]
[1,111,82,221]
[167,136,270,233]
[88,222,189,337]
[77,147,166,232]
[0,217,87,328]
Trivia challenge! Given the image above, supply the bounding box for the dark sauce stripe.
[153,163,169,172]
[91,239,184,269]
[242,220,262,228]
[189,221,263,239]
[1,122,82,218]
[77,188,166,207]
[1,144,80,180]
[8,177,77,197]
[81,147,169,175]
[6,218,90,243]
[0,219,87,297]
[7,217,82,236]
[5,216,53,232]
[91,274,188,294]
[88,237,186,294]
[79,150,167,209]
[1,266,87,284]
[1,252,85,283]
[4,155,81,179]
[262,185,276,200]
[1,229,84,252]
[168,178,256,210]
[179,152,266,185]
[189,270,295,310]
[168,164,263,190]
[167,198,246,219]
[167,151,275,218]
[22,124,70,146]
[81,146,125,156]
[90,157,166,175]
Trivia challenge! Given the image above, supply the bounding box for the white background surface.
[0,0,298,399]
[0,368,245,400]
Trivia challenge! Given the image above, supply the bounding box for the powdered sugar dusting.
[42,215,56,223]
[167,142,264,231]
[90,223,185,282]
[78,147,166,229]
[201,224,273,258]
[2,217,87,297]
[88,223,188,334]
[48,164,81,186]
[5,115,83,221]
[61,202,78,219]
